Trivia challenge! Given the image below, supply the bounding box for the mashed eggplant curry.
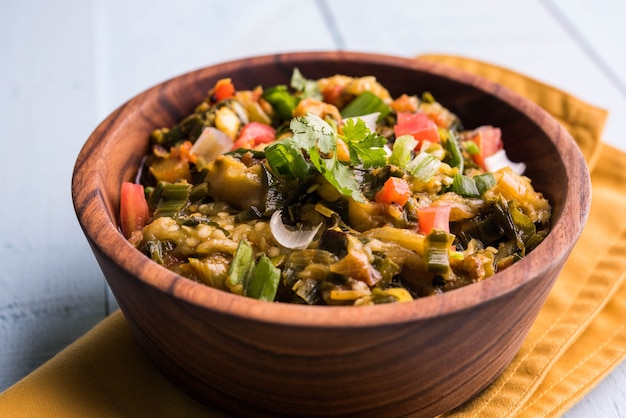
[120,69,551,305]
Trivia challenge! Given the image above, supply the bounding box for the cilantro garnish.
[264,113,388,203]
[290,68,322,100]
[339,118,387,169]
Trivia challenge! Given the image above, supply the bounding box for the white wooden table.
[2,1,625,416]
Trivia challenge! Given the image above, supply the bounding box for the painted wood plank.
[546,0,626,95]
[326,0,626,152]
[93,0,337,119]
[0,0,107,390]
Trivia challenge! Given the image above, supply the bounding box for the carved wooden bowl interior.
[72,51,591,417]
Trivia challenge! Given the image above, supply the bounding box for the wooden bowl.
[72,51,590,417]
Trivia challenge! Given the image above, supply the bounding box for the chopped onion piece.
[270,210,323,250]
[343,112,380,132]
[484,149,526,175]
[231,100,249,125]
[190,127,234,162]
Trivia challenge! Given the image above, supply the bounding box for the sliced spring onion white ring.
[342,112,380,132]
[484,149,527,175]
[270,210,323,250]
[190,127,234,162]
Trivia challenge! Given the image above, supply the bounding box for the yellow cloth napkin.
[2,56,625,417]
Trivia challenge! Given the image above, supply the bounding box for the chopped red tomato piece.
[465,126,503,170]
[375,177,411,207]
[120,182,150,240]
[212,78,235,102]
[394,112,440,148]
[417,205,451,234]
[232,122,276,150]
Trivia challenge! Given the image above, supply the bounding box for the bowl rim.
[72,50,591,328]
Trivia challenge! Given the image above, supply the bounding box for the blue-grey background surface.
[1,1,625,416]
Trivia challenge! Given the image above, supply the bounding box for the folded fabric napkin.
[1,55,625,418]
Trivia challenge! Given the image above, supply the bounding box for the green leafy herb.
[309,146,364,202]
[266,113,390,203]
[339,118,387,169]
[290,68,322,100]
[290,113,336,154]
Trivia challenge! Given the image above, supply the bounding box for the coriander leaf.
[340,118,387,169]
[348,133,387,169]
[341,118,370,143]
[290,68,322,100]
[309,147,365,203]
[290,114,336,154]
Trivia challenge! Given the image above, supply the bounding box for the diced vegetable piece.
[464,126,503,170]
[443,130,463,173]
[417,205,451,234]
[375,177,411,206]
[215,106,240,139]
[292,278,321,304]
[362,226,426,255]
[145,239,164,264]
[263,85,299,120]
[340,91,391,120]
[384,288,413,303]
[269,210,322,250]
[330,288,371,301]
[425,230,455,275]
[152,182,191,218]
[190,127,234,163]
[451,174,480,198]
[232,122,276,150]
[493,196,536,252]
[212,78,235,102]
[389,135,418,169]
[120,182,150,239]
[330,247,381,287]
[226,240,255,295]
[189,256,229,290]
[406,152,440,182]
[474,173,496,196]
[394,112,440,147]
[149,154,191,183]
[265,139,310,178]
[245,254,281,301]
[484,149,526,174]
